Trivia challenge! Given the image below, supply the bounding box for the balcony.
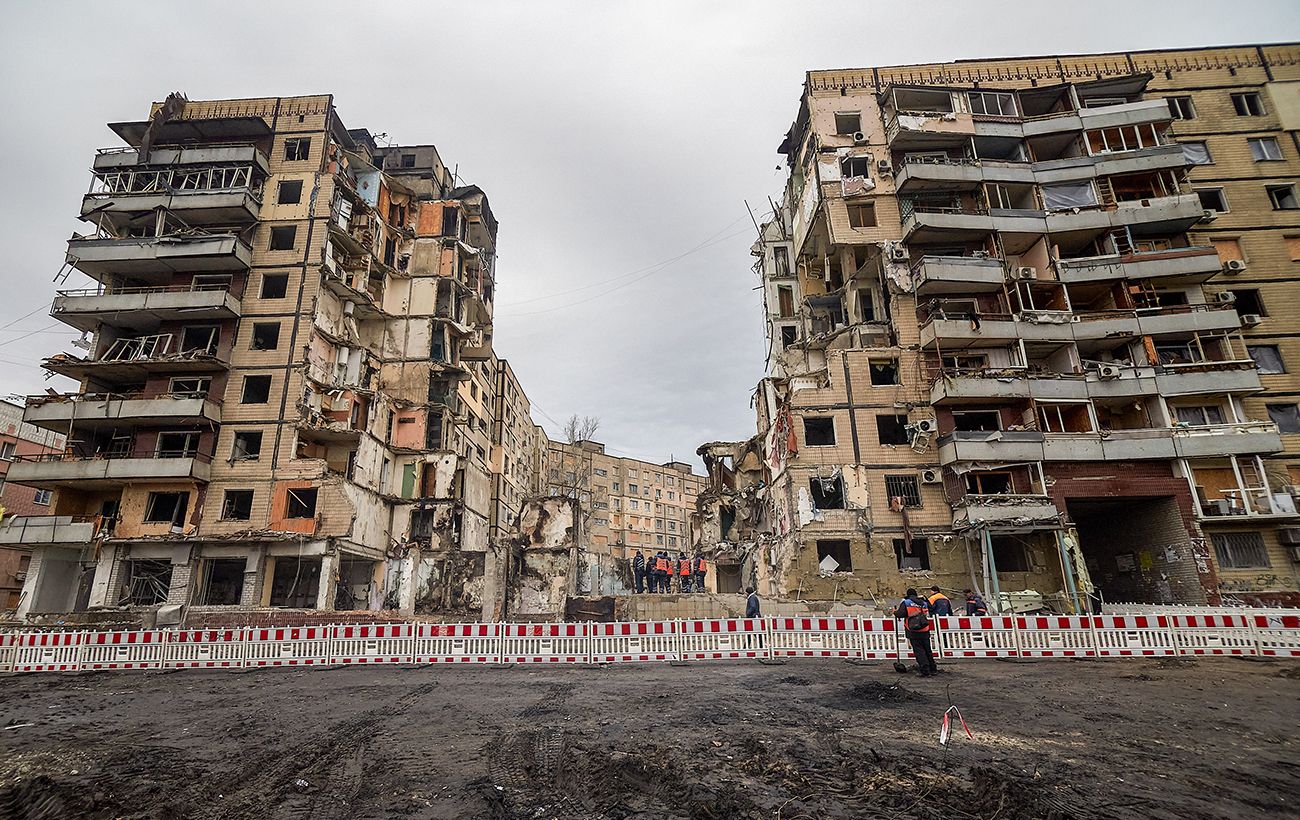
[23,392,222,431]
[952,494,1061,530]
[92,144,269,174]
[920,313,1076,347]
[1172,422,1282,458]
[912,255,1006,296]
[43,334,228,382]
[1077,99,1173,131]
[66,233,252,279]
[1156,362,1263,397]
[901,203,1043,243]
[884,110,975,148]
[893,157,1037,193]
[1069,304,1241,342]
[1045,194,1204,237]
[1056,246,1222,285]
[930,372,1087,405]
[0,516,99,546]
[939,424,1279,465]
[7,452,211,490]
[51,285,241,332]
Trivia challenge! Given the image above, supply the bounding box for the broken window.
[250,322,281,351]
[869,359,899,385]
[967,91,1016,117]
[777,286,794,318]
[1231,92,1264,117]
[847,201,877,228]
[894,537,930,571]
[780,326,798,349]
[1267,185,1298,210]
[857,290,876,322]
[143,491,190,526]
[1175,406,1225,426]
[156,431,199,458]
[241,375,272,404]
[1249,137,1283,162]
[841,155,872,178]
[200,558,245,605]
[285,487,318,519]
[1267,403,1300,434]
[400,153,416,168]
[119,560,173,606]
[441,206,459,237]
[221,489,254,520]
[809,475,845,510]
[232,431,263,461]
[953,411,1001,432]
[885,475,921,507]
[1211,532,1271,569]
[284,138,311,161]
[967,472,1012,495]
[991,536,1032,572]
[773,246,791,276]
[1196,188,1229,212]
[816,539,853,572]
[180,325,219,355]
[1166,96,1195,120]
[269,557,321,608]
[277,179,303,205]
[1038,402,1093,433]
[876,414,910,445]
[834,112,861,135]
[1248,345,1286,374]
[261,273,289,299]
[804,417,836,446]
[269,225,297,250]
[1231,289,1265,315]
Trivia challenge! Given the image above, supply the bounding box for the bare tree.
[549,415,602,531]
[563,414,600,445]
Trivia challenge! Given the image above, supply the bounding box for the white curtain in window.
[1249,345,1286,374]
[1182,142,1212,165]
[1041,181,1098,210]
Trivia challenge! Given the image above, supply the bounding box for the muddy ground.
[0,656,1296,819]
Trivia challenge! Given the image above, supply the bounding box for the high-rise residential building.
[545,440,703,557]
[489,356,547,542]
[5,94,537,620]
[715,43,1300,609]
[0,400,66,610]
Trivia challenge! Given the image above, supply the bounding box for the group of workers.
[895,585,988,676]
[631,550,708,594]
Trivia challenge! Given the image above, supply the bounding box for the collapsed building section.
[698,45,1300,611]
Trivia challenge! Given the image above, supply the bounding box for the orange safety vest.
[903,602,932,633]
[695,559,708,575]
[678,559,691,576]
[654,557,669,573]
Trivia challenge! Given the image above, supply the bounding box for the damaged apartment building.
[702,44,1300,610]
[3,94,549,622]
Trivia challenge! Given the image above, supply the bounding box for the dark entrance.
[1065,497,1206,606]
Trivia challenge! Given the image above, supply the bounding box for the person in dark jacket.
[632,550,646,594]
[895,587,938,677]
[744,586,760,618]
[963,588,988,616]
[927,586,953,616]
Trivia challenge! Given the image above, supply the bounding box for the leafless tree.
[563,414,600,445]
[549,415,602,530]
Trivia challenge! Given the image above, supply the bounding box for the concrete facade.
[0,400,66,610]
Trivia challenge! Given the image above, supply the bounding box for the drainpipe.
[982,527,1002,612]
[1055,529,1080,614]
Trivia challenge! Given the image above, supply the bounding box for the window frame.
[1267,184,1298,211]
[1166,95,1195,120]
[1230,92,1265,117]
[1211,532,1271,569]
[1248,136,1283,162]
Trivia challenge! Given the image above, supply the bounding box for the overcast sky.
[3,2,1298,471]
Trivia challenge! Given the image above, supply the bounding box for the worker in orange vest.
[677,553,692,593]
[692,554,708,593]
[895,587,938,677]
[652,552,670,593]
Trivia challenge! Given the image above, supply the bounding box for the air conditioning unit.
[1240,313,1263,327]
[852,131,869,145]
[876,158,893,174]
[914,418,937,434]
[1098,364,1122,380]
[920,468,943,484]
[1223,259,1247,274]
[1215,291,1237,304]
[889,246,910,263]
[1011,266,1037,280]
[1200,209,1218,223]
[1278,527,1300,546]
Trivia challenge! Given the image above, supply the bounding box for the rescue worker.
[652,551,670,593]
[692,553,708,593]
[744,586,761,618]
[927,585,953,616]
[632,550,646,594]
[895,587,938,677]
[677,553,692,593]
[963,588,988,616]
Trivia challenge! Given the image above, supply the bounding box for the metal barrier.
[1015,615,1097,657]
[590,620,679,662]
[679,618,769,660]
[328,623,414,664]
[3,612,1299,674]
[415,623,502,664]
[769,617,861,658]
[81,630,166,670]
[934,616,1019,658]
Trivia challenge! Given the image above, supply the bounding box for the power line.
[0,323,71,348]
[0,302,54,333]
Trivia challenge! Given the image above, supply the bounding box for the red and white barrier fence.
[2,611,1298,673]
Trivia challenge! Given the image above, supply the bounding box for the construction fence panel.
[501,622,589,664]
[1252,613,1300,658]
[860,617,901,660]
[80,630,167,670]
[1171,614,1258,657]
[1092,614,1176,657]
[243,627,331,667]
[0,632,17,673]
[415,623,503,664]
[590,620,679,663]
[1015,616,1098,657]
[328,623,415,664]
[934,616,1019,659]
[678,618,769,661]
[14,631,84,673]
[769,617,861,658]
[163,629,247,669]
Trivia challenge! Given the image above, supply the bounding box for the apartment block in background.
[0,400,66,610]
[5,94,534,621]
[711,43,1300,609]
